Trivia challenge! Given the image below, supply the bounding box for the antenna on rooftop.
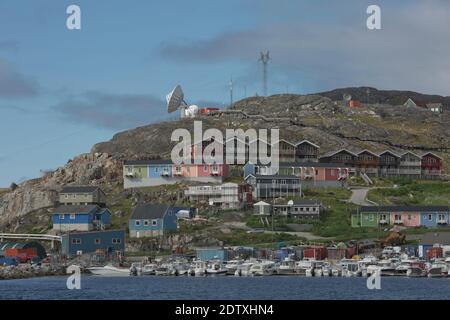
[258,51,271,96]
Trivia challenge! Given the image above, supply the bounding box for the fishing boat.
[235,262,253,277]
[87,265,131,276]
[294,260,315,276]
[142,264,157,275]
[155,265,170,276]
[224,260,244,275]
[406,262,426,277]
[249,261,276,276]
[277,255,297,275]
[206,261,227,275]
[192,260,207,277]
[427,261,449,278]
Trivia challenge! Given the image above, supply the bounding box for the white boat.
[88,265,131,276]
[142,264,157,275]
[249,261,275,276]
[206,261,227,275]
[294,260,315,276]
[129,262,142,276]
[277,256,297,275]
[427,261,448,278]
[235,262,253,277]
[171,262,190,276]
[192,260,207,277]
[225,260,244,275]
[155,265,170,276]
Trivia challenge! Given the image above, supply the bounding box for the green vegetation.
[367,180,450,206]
[215,229,303,247]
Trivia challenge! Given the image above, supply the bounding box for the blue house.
[61,229,125,257]
[52,205,111,232]
[129,204,178,238]
[420,207,450,227]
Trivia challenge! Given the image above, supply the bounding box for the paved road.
[349,188,375,206]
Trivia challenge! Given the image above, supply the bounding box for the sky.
[0,0,449,186]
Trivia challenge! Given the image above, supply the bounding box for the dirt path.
[348,188,376,206]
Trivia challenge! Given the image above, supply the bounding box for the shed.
[0,241,46,259]
[253,201,271,215]
[196,248,229,261]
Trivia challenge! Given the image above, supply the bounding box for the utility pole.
[258,51,271,96]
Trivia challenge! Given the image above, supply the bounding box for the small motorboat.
[142,264,157,276]
[206,261,227,275]
[87,265,131,276]
[427,261,448,278]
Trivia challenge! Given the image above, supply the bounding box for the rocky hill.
[1,91,449,232]
[318,86,450,109]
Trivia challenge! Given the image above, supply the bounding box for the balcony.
[125,172,135,178]
[211,168,220,176]
[394,219,403,225]
[174,170,183,176]
[437,219,448,225]
[379,219,388,225]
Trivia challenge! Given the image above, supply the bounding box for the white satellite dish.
[166,85,199,118]
[343,93,352,101]
[166,85,187,113]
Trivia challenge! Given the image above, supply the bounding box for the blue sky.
[0,0,449,186]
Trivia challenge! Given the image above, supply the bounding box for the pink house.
[390,211,421,227]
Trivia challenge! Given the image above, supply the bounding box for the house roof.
[130,204,171,220]
[53,205,100,214]
[421,152,443,160]
[263,162,347,168]
[400,151,422,159]
[273,200,322,207]
[378,150,400,158]
[358,205,449,213]
[254,201,271,206]
[60,186,104,194]
[124,159,174,165]
[420,232,450,245]
[253,174,301,180]
[295,140,320,149]
[319,149,358,158]
[357,149,380,157]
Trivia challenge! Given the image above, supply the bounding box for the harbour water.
[0,276,449,300]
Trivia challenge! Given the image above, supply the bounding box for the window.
[135,220,141,226]
[306,207,310,212]
[408,214,412,220]
[369,214,374,221]
[112,238,121,244]
[428,214,433,221]
[59,214,65,220]
[312,207,317,212]
[127,166,132,173]
[144,220,149,226]
[380,214,387,221]
[438,214,445,221]
[64,194,68,199]
[94,238,101,244]
[73,194,76,198]
[71,238,81,245]
[395,214,401,221]
[204,164,208,171]
[70,214,76,220]
[152,220,158,226]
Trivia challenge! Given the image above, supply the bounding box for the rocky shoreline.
[0,264,67,280]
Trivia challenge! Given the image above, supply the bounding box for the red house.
[421,152,443,177]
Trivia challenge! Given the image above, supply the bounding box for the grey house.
[273,200,324,219]
[245,174,302,199]
[59,186,106,207]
